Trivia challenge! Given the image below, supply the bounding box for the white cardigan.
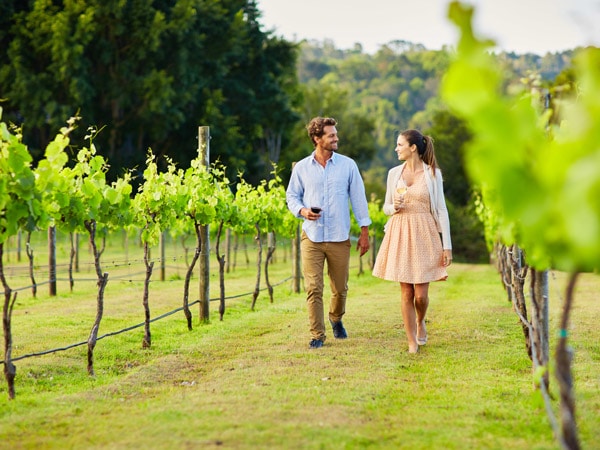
[382,162,452,250]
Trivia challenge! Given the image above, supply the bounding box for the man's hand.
[356,226,370,256]
[300,207,321,221]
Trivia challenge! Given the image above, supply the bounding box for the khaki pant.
[301,231,351,340]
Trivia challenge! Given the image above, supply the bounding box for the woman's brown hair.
[400,129,439,175]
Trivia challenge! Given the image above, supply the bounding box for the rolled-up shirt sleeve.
[286,168,305,218]
[348,161,372,228]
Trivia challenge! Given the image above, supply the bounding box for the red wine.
[310,207,322,213]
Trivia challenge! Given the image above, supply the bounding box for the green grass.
[1,252,599,449]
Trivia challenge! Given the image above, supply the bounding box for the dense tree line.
[0,0,299,185]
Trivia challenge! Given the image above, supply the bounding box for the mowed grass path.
[1,260,599,449]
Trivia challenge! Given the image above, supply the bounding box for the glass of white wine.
[396,180,408,208]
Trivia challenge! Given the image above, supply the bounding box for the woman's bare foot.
[408,342,419,354]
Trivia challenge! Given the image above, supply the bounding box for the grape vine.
[442,2,600,448]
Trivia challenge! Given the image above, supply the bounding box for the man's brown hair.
[306,117,337,147]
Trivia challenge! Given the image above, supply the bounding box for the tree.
[278,82,377,185]
[218,1,302,184]
[0,0,300,183]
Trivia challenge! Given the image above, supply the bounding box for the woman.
[372,129,452,353]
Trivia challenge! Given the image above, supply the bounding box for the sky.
[256,0,600,55]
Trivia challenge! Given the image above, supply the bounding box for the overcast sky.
[256,0,600,54]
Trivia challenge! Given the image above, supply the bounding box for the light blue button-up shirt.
[286,151,372,243]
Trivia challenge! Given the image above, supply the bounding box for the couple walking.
[286,117,452,354]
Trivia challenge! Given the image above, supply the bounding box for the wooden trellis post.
[198,126,210,322]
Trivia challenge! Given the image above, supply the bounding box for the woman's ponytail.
[422,135,438,175]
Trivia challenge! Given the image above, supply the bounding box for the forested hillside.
[291,38,573,177]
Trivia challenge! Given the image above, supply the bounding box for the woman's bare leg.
[400,283,418,353]
[414,283,430,344]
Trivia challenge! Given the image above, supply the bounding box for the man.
[286,117,371,349]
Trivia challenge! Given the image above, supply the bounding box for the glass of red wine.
[310,206,323,226]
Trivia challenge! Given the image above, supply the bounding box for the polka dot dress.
[373,170,448,284]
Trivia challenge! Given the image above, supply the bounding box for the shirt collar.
[310,150,337,165]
